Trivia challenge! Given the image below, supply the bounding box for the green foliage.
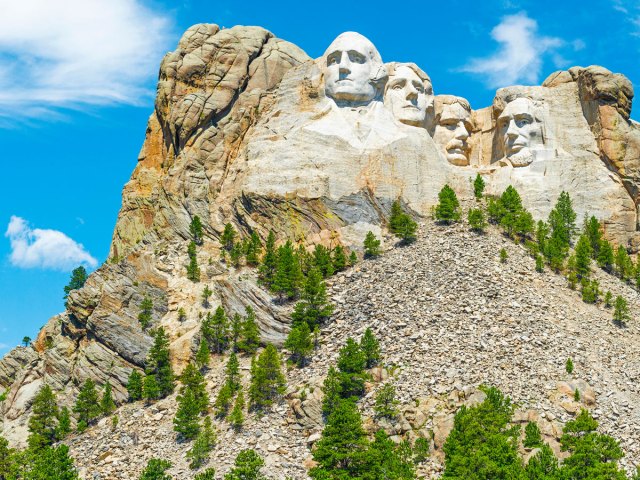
[566,358,574,375]
[225,353,241,393]
[500,248,508,263]
[473,174,485,200]
[363,231,381,258]
[187,417,217,470]
[574,389,581,402]
[536,221,549,254]
[390,200,418,243]
[214,383,234,418]
[574,234,592,278]
[435,185,461,224]
[535,255,544,273]
[230,313,242,351]
[28,385,60,450]
[524,422,543,448]
[615,245,633,280]
[258,231,277,287]
[230,241,243,267]
[332,246,347,273]
[196,338,210,371]
[138,296,153,329]
[186,241,201,282]
[229,389,245,431]
[525,443,559,480]
[597,239,615,272]
[442,386,524,479]
[194,468,216,480]
[201,285,212,308]
[22,444,80,480]
[0,435,12,479]
[224,449,266,480]
[190,216,203,245]
[313,244,335,278]
[374,383,400,420]
[489,186,534,239]
[143,375,160,402]
[63,266,88,301]
[238,306,261,355]
[581,279,600,304]
[249,344,286,411]
[284,322,313,367]
[174,388,201,440]
[127,370,143,401]
[321,366,343,419]
[100,382,116,416]
[349,251,358,266]
[56,406,71,439]
[146,327,174,398]
[73,379,100,432]
[336,338,368,399]
[549,191,577,248]
[180,363,209,414]
[584,215,602,258]
[221,223,237,251]
[22,336,31,347]
[361,429,416,479]
[468,208,487,232]
[139,458,173,480]
[291,268,333,329]
[178,307,186,322]
[360,328,381,369]
[613,296,630,326]
[272,241,303,301]
[201,306,229,354]
[245,232,263,266]
[605,291,613,308]
[413,437,430,464]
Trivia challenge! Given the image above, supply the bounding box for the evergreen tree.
[56,406,71,439]
[291,268,333,329]
[332,246,347,273]
[361,429,416,479]
[584,215,602,258]
[615,245,633,280]
[249,344,286,411]
[390,202,418,244]
[22,336,31,347]
[545,234,568,272]
[146,327,174,398]
[574,234,592,278]
[228,313,242,352]
[473,174,485,200]
[284,322,313,367]
[143,375,161,402]
[468,208,487,232]
[313,244,335,278]
[310,399,369,478]
[552,191,577,245]
[566,358,574,374]
[581,279,600,304]
[196,338,210,371]
[230,241,243,267]
[337,338,368,399]
[349,250,358,266]
[524,422,543,448]
[272,241,303,301]
[186,241,201,282]
[360,328,381,369]
[499,186,525,237]
[0,435,12,479]
[214,383,234,418]
[535,255,544,273]
[245,231,263,266]
[73,379,100,432]
[190,216,204,245]
[224,450,266,480]
[500,248,508,263]
[613,296,630,326]
[63,266,88,301]
[180,363,209,414]
[525,444,559,480]
[224,353,241,392]
[139,459,172,480]
[229,389,245,431]
[27,444,79,480]
[258,231,277,287]
[434,185,461,224]
[100,382,116,416]
[201,306,229,354]
[127,370,144,401]
[297,244,313,276]
[363,231,381,258]
[201,285,212,308]
[238,306,261,355]
[138,296,153,329]
[536,220,549,254]
[194,468,216,480]
[187,416,217,470]
[173,388,201,440]
[374,383,400,420]
[605,291,613,308]
[221,223,237,251]
[321,366,343,419]
[27,385,59,450]
[597,239,615,272]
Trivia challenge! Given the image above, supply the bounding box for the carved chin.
[507,150,533,167]
[445,150,469,166]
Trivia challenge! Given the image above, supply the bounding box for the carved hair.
[433,95,471,122]
[384,62,433,96]
[493,91,544,122]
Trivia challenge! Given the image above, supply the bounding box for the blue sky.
[1,0,639,354]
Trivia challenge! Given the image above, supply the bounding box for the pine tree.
[196,338,210,371]
[291,268,333,329]
[553,191,577,245]
[313,244,335,278]
[615,245,633,280]
[258,231,277,287]
[360,328,381,368]
[363,231,381,258]
[574,234,592,278]
[613,296,630,326]
[139,458,172,480]
[63,266,88,301]
[229,389,245,431]
[173,388,201,440]
[57,406,71,439]
[143,375,161,402]
[238,306,260,355]
[361,429,416,479]
[180,363,209,414]
[201,285,212,308]
[221,223,237,251]
[230,241,243,267]
[605,291,613,308]
[225,353,241,392]
[525,444,559,479]
[194,468,216,480]
[523,421,543,448]
[272,241,303,301]
[230,313,242,351]
[349,250,358,265]
[73,379,100,432]
[138,296,153,329]
[535,255,544,273]
[28,385,60,450]
[245,231,263,266]
[435,186,461,224]
[597,239,615,272]
[249,344,286,411]
[468,208,487,232]
[187,416,217,469]
[473,174,485,200]
[0,435,12,479]
[500,248,508,263]
[566,358,574,374]
[536,220,549,254]
[321,366,343,419]
[390,199,418,242]
[214,383,234,418]
[224,450,266,480]
[146,327,174,398]
[100,382,116,416]
[284,322,313,367]
[28,444,80,480]
[127,370,144,401]
[374,383,399,420]
[332,246,347,273]
[498,186,525,237]
[201,306,229,354]
[190,216,204,245]
[584,215,602,258]
[186,241,201,282]
[337,338,368,399]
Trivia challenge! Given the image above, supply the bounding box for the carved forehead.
[440,103,472,122]
[434,95,471,118]
[323,32,382,64]
[499,97,535,118]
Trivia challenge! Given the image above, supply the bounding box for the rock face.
[2,23,640,456]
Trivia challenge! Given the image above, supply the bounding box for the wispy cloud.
[0,0,173,123]
[5,216,97,271]
[460,12,564,88]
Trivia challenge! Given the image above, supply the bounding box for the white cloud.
[460,13,564,88]
[5,216,98,271]
[0,0,173,121]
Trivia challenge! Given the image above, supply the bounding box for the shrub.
[468,208,486,232]
[435,185,461,224]
[473,174,485,200]
[390,200,418,243]
[499,248,508,263]
[363,231,381,258]
[565,358,574,375]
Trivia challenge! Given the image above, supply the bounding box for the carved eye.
[413,82,424,93]
[516,118,531,128]
[348,51,366,64]
[392,83,404,90]
[442,121,457,130]
[327,53,340,66]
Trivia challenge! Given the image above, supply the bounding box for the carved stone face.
[384,65,431,127]
[497,97,543,166]
[433,102,472,166]
[324,32,382,105]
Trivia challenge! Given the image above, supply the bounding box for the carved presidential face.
[433,102,472,166]
[324,32,382,105]
[497,97,543,167]
[384,65,432,127]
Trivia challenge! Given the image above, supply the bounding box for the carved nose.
[506,120,518,138]
[338,52,351,73]
[406,89,418,100]
[454,123,468,140]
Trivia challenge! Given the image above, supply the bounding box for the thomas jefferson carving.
[384,63,433,128]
